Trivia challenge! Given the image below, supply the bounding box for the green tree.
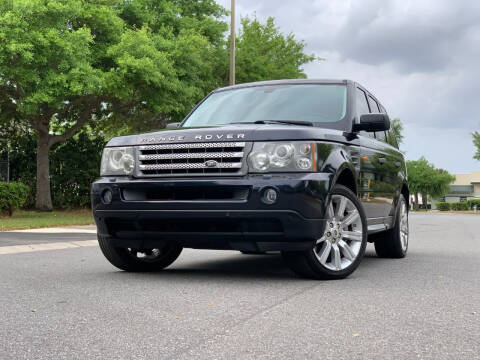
[0,1,317,211]
[387,118,404,147]
[473,131,480,160]
[407,157,455,209]
[230,16,316,84]
[0,0,227,210]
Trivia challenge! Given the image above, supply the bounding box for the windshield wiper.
[231,120,314,127]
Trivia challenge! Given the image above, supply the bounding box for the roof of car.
[216,79,354,92]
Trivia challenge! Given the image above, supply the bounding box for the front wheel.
[282,185,368,280]
[98,235,183,272]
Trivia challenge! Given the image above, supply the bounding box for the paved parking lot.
[1,213,479,359]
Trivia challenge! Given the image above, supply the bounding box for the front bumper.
[91,173,333,252]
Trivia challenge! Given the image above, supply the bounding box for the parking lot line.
[0,240,98,255]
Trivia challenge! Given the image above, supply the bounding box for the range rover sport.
[91,79,409,280]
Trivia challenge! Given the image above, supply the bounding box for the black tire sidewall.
[98,236,183,272]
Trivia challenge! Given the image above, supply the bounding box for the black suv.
[92,79,409,279]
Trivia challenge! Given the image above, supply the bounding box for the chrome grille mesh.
[136,142,247,177]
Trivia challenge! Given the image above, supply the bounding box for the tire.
[282,184,368,280]
[373,195,409,258]
[98,235,183,272]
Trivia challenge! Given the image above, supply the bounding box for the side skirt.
[367,216,394,235]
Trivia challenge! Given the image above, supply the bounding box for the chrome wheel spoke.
[316,235,327,245]
[336,196,347,220]
[338,240,355,261]
[326,202,335,219]
[316,241,331,265]
[342,210,359,227]
[332,245,341,270]
[342,231,363,242]
[398,201,409,252]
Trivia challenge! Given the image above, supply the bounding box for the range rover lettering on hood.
[140,133,245,143]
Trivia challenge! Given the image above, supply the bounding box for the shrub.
[0,182,29,216]
[467,199,480,210]
[8,131,106,209]
[418,204,431,210]
[436,202,450,211]
[451,202,470,211]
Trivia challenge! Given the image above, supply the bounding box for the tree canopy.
[233,17,316,84]
[473,131,480,161]
[407,157,455,207]
[0,0,317,210]
[387,118,404,147]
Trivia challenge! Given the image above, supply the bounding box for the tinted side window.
[368,96,380,113]
[356,88,370,116]
[368,96,386,140]
[356,88,374,138]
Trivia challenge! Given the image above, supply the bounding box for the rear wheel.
[282,185,368,280]
[98,235,183,272]
[373,195,409,258]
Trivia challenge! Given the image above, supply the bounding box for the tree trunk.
[414,193,419,210]
[422,194,428,210]
[35,124,53,211]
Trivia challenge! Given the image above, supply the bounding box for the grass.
[0,209,94,231]
[436,210,480,215]
[412,209,480,215]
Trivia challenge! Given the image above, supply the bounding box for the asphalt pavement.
[0,226,97,246]
[0,213,479,359]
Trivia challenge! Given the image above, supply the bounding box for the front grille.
[106,218,283,235]
[137,142,248,177]
[122,186,250,201]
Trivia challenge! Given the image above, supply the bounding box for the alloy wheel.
[314,195,364,271]
[399,202,409,252]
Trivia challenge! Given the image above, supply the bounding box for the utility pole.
[229,0,236,86]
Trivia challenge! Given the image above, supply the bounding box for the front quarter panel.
[315,141,359,207]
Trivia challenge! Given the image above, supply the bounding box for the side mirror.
[353,114,390,133]
[166,122,180,130]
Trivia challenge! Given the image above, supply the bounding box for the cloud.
[216,0,480,172]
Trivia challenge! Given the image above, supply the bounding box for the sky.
[217,0,480,174]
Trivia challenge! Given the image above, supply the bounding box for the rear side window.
[356,88,370,116]
[368,96,380,113]
[370,96,386,141]
[356,88,374,139]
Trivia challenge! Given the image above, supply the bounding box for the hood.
[106,124,349,147]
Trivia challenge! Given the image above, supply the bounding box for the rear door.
[368,96,397,220]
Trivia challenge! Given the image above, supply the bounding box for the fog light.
[262,188,278,205]
[101,189,113,204]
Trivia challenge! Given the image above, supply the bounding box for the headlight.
[100,147,135,176]
[248,142,316,173]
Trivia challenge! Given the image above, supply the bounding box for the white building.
[441,171,480,203]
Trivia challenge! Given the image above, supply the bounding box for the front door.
[358,136,396,221]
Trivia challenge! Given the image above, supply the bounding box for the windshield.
[182,84,348,128]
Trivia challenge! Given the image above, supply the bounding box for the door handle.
[378,157,387,164]
[394,161,402,167]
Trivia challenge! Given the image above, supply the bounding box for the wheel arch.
[332,164,358,196]
[401,182,410,209]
